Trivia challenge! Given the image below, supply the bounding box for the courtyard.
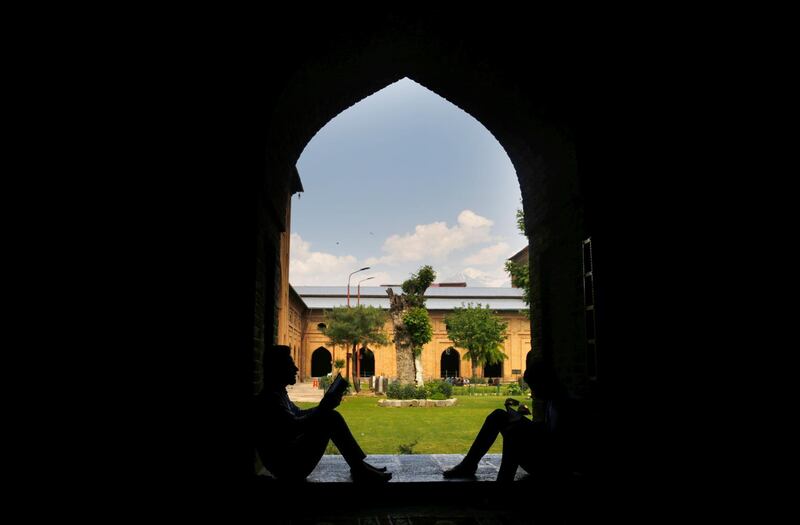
[295,394,532,455]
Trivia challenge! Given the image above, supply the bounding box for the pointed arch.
[440,347,460,378]
[358,347,375,377]
[484,361,502,379]
[311,346,332,377]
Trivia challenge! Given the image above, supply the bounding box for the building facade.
[280,285,531,383]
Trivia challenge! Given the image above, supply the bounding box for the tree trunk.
[345,346,350,382]
[471,361,478,380]
[351,342,360,393]
[387,288,416,384]
[414,354,424,386]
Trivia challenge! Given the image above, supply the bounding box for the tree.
[387,265,435,385]
[320,306,389,393]
[333,358,345,376]
[445,303,509,379]
[504,205,531,318]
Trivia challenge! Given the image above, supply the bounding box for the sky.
[289,78,526,288]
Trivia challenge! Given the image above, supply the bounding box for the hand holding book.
[319,373,348,411]
[504,398,531,421]
[326,373,348,397]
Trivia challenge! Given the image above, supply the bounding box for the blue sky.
[290,78,525,287]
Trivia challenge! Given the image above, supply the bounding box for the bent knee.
[320,409,346,424]
[488,408,508,421]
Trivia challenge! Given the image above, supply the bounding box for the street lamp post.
[347,267,370,307]
[357,276,374,306]
[354,275,374,386]
[346,266,370,389]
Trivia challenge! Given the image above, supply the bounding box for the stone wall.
[297,310,531,383]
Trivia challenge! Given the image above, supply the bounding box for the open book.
[326,373,349,397]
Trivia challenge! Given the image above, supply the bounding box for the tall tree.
[386,265,435,385]
[504,206,531,318]
[321,306,389,393]
[445,303,509,379]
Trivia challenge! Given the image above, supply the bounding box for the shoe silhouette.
[442,462,477,479]
[350,465,392,483]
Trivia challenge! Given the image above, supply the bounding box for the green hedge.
[386,379,453,400]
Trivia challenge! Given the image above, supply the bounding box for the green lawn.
[296,395,533,455]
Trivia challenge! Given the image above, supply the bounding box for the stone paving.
[286,381,324,403]
[259,454,528,482]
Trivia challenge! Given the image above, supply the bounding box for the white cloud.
[457,209,493,229]
[463,242,512,266]
[462,267,511,287]
[290,234,394,286]
[367,210,495,266]
[289,234,357,285]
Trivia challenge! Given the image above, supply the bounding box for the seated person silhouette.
[443,356,578,482]
[254,345,391,482]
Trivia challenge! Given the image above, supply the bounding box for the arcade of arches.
[277,284,531,383]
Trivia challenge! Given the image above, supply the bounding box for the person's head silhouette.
[523,356,566,400]
[263,344,298,387]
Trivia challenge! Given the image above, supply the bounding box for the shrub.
[413,385,427,399]
[397,439,418,454]
[387,382,425,399]
[424,379,453,399]
[505,382,523,396]
[386,380,452,399]
[334,359,345,373]
[386,381,402,399]
[453,385,506,396]
[430,392,447,400]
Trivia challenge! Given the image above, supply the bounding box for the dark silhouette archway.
[266,41,584,383]
[249,19,604,511]
[440,347,460,378]
[358,347,374,377]
[311,346,332,377]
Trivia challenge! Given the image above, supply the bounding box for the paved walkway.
[258,454,528,482]
[254,455,589,524]
[286,381,324,403]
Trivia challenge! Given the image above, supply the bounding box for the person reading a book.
[442,355,580,482]
[255,345,391,482]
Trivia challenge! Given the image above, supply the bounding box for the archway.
[311,346,332,377]
[266,42,584,382]
[358,347,375,377]
[483,361,502,379]
[440,347,460,378]
[252,19,597,495]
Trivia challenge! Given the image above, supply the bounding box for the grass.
[296,395,533,455]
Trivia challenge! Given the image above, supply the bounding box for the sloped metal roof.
[294,286,525,311]
[293,286,523,298]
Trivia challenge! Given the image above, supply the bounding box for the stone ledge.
[377,398,457,407]
[258,454,528,483]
